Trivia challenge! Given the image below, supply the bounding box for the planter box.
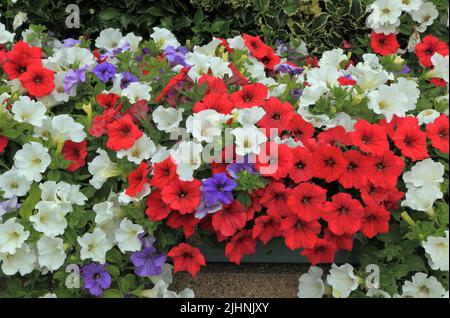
[200,238,358,263]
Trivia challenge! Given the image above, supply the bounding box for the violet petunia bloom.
[289,88,303,99]
[92,62,117,83]
[120,72,139,89]
[194,197,223,219]
[227,161,256,179]
[130,247,167,277]
[400,64,411,74]
[165,46,190,68]
[202,173,237,205]
[82,263,111,297]
[277,63,304,76]
[63,38,81,48]
[0,196,21,221]
[139,234,156,249]
[63,66,87,93]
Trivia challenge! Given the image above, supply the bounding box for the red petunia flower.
[323,228,354,252]
[360,205,390,239]
[212,200,247,237]
[287,182,327,222]
[379,115,419,139]
[154,66,190,102]
[426,114,449,154]
[230,83,268,109]
[228,63,249,86]
[19,64,55,97]
[371,32,400,56]
[378,188,405,211]
[96,93,122,110]
[90,108,123,138]
[242,34,271,59]
[126,100,150,123]
[7,41,42,65]
[338,76,357,86]
[225,230,257,265]
[193,92,233,114]
[0,135,8,154]
[126,162,151,196]
[145,190,172,222]
[392,124,429,161]
[252,215,282,245]
[161,178,201,214]
[150,157,178,189]
[258,97,295,131]
[246,188,264,216]
[106,115,143,151]
[360,181,392,207]
[256,142,293,180]
[317,126,351,147]
[313,146,348,182]
[259,182,293,218]
[166,212,201,238]
[287,114,315,143]
[168,243,206,278]
[288,147,314,183]
[280,214,321,250]
[349,119,389,156]
[338,150,369,189]
[415,35,449,68]
[366,151,405,188]
[301,239,338,265]
[62,140,87,171]
[322,193,364,236]
[2,60,30,80]
[259,50,281,70]
[198,74,227,96]
[429,77,447,87]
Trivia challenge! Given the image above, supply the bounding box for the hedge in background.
[1,0,369,52]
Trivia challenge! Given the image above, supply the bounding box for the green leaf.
[237,192,252,209]
[194,8,204,26]
[19,183,41,221]
[404,254,427,272]
[106,248,123,264]
[99,8,120,21]
[102,289,123,298]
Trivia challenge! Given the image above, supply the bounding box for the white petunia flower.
[366,288,392,298]
[186,110,231,143]
[233,107,266,127]
[12,96,47,127]
[119,33,143,52]
[298,85,327,108]
[0,168,32,198]
[231,126,267,157]
[402,158,444,189]
[401,186,443,212]
[402,272,446,298]
[78,228,113,263]
[326,263,360,298]
[400,0,422,12]
[12,11,27,30]
[411,2,439,33]
[48,114,86,143]
[307,65,341,88]
[427,54,449,83]
[30,201,69,237]
[150,27,180,49]
[227,35,247,51]
[152,106,184,133]
[0,243,36,276]
[13,142,51,182]
[171,141,203,181]
[367,85,410,122]
[122,82,152,104]
[0,218,30,254]
[319,48,347,69]
[39,181,87,213]
[0,23,14,44]
[95,28,123,51]
[209,57,233,78]
[163,288,196,298]
[297,266,325,298]
[417,109,440,125]
[88,149,120,189]
[51,72,77,103]
[115,218,144,253]
[65,47,96,68]
[36,236,66,271]
[369,0,403,25]
[117,134,156,164]
[422,231,449,271]
[392,77,420,110]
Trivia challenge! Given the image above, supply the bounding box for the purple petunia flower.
[63,38,81,48]
[139,234,156,249]
[82,263,111,297]
[92,62,117,83]
[120,72,139,89]
[0,196,21,221]
[130,247,167,277]
[164,46,190,68]
[202,173,237,205]
[277,63,304,76]
[226,162,256,179]
[194,196,223,219]
[63,66,87,93]
[289,88,303,99]
[400,64,411,74]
